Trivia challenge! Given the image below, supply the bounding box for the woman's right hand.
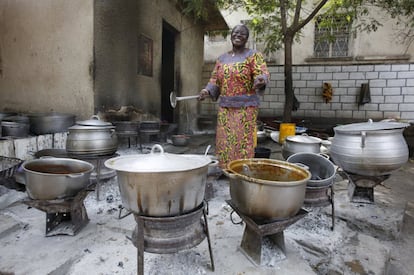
[198,89,210,101]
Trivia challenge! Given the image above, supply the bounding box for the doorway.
[161,21,177,123]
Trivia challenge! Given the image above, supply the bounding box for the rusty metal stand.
[226,200,307,266]
[132,202,214,275]
[24,188,91,236]
[71,153,118,201]
[345,173,390,204]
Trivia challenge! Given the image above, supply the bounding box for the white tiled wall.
[200,63,414,121]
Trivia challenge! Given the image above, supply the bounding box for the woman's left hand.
[254,76,266,90]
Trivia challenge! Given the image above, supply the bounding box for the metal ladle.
[170,91,200,108]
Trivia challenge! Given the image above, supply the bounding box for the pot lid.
[286,134,322,144]
[334,119,410,132]
[104,144,211,172]
[76,115,112,127]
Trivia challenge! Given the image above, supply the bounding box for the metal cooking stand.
[226,200,308,266]
[131,201,214,275]
[339,171,390,203]
[70,152,119,201]
[23,188,92,236]
[303,184,335,230]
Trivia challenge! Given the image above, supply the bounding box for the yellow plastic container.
[279,123,296,143]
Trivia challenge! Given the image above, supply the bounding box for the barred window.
[314,16,351,58]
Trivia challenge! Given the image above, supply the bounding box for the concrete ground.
[0,134,413,275]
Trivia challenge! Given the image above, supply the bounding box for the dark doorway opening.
[161,21,177,123]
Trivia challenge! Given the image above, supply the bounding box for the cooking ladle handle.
[170,91,200,108]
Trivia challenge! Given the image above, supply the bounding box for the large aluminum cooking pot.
[28,112,75,135]
[287,152,337,187]
[330,119,409,176]
[281,134,322,160]
[223,159,311,220]
[66,115,118,156]
[104,144,211,217]
[22,157,94,200]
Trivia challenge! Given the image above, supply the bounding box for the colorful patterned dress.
[204,49,270,169]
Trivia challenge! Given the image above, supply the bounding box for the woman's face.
[231,26,249,48]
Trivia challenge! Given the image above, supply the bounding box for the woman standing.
[199,24,270,169]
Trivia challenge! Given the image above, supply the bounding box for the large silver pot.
[223,159,311,220]
[22,157,94,200]
[28,112,75,135]
[104,144,211,217]
[281,134,322,160]
[330,119,409,176]
[66,115,118,156]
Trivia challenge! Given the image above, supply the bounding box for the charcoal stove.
[340,171,390,203]
[23,188,92,236]
[129,202,214,275]
[226,199,308,266]
[113,121,140,148]
[138,121,160,151]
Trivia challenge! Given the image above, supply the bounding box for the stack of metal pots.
[66,115,118,156]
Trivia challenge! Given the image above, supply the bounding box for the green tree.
[183,0,414,122]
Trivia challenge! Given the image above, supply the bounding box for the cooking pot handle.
[361,131,366,148]
[222,169,238,179]
[318,153,330,160]
[150,144,165,155]
[66,173,86,178]
[90,115,101,120]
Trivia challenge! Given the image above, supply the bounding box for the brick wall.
[200,63,414,121]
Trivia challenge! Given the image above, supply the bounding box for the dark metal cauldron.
[28,112,75,135]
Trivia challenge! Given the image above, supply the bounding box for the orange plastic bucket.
[279,123,296,143]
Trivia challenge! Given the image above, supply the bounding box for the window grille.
[314,16,351,58]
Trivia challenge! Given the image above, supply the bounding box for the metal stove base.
[226,200,308,266]
[342,172,390,204]
[24,189,91,236]
[131,202,214,275]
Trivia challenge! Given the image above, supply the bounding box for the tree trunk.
[283,34,294,123]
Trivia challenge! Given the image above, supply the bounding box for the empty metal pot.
[287,152,337,187]
[28,112,75,134]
